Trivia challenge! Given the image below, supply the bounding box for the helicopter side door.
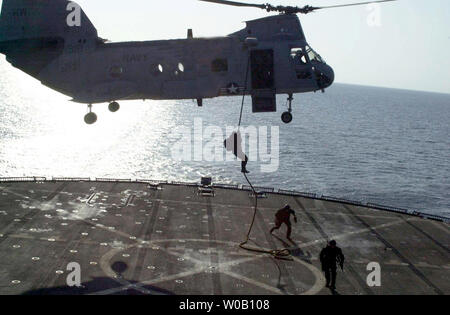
[250,49,277,113]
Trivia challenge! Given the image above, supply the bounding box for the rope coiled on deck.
[238,173,292,260]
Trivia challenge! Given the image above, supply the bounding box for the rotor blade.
[316,0,397,11]
[199,0,397,15]
[199,0,266,10]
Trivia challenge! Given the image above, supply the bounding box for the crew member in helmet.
[270,204,298,240]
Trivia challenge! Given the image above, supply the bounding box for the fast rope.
[236,55,292,260]
[239,173,292,260]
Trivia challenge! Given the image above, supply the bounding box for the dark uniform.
[319,240,345,290]
[270,205,297,239]
[224,131,249,173]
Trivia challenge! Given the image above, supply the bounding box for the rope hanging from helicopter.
[210,0,398,260]
[235,55,292,261]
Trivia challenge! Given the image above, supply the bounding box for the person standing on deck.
[320,240,345,291]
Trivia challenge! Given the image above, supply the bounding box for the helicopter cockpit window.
[305,46,325,63]
[290,48,307,65]
[211,59,228,72]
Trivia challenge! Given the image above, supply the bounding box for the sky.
[1,0,449,94]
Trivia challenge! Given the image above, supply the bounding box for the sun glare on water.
[0,57,180,179]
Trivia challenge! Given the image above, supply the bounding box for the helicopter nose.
[326,65,335,87]
[315,64,335,89]
[322,64,334,88]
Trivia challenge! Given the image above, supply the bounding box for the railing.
[170,181,198,187]
[366,203,412,215]
[278,189,317,199]
[419,213,450,223]
[95,178,132,183]
[137,179,168,185]
[52,177,90,182]
[321,195,367,207]
[0,177,46,182]
[0,176,448,223]
[242,185,275,193]
[212,183,239,189]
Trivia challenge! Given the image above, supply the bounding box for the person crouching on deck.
[270,204,298,240]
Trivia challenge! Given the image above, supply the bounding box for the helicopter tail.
[0,0,98,76]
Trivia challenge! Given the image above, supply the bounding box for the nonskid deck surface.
[0,181,448,295]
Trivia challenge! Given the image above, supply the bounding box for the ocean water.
[0,58,449,217]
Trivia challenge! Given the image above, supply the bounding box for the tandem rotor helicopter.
[0,0,396,124]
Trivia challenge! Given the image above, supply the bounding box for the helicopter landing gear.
[281,112,293,124]
[84,104,97,125]
[281,94,293,124]
[108,101,120,113]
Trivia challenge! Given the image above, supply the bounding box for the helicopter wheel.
[84,104,97,125]
[281,112,293,124]
[84,112,98,125]
[108,101,120,113]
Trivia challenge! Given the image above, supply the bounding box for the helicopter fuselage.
[0,0,334,123]
[2,13,334,105]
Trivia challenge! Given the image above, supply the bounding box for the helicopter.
[0,0,396,125]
